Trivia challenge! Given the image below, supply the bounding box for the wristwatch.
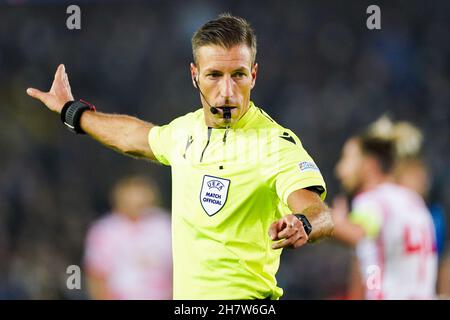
[294,214,312,236]
[61,99,96,134]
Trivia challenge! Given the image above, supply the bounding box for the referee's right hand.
[26,64,74,114]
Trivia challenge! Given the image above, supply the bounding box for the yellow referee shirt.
[148,101,326,299]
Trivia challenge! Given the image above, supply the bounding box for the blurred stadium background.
[0,0,448,299]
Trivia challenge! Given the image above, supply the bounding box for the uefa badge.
[200,175,230,216]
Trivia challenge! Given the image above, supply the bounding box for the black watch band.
[294,214,312,236]
[61,99,96,134]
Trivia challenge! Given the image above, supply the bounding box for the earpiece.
[193,76,219,115]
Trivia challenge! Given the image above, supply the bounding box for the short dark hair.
[191,13,257,65]
[358,134,395,173]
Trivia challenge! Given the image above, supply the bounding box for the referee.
[27,14,334,300]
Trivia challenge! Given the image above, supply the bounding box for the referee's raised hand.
[26,64,74,114]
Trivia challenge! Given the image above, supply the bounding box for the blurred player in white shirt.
[332,134,437,299]
[84,176,172,299]
[394,157,449,298]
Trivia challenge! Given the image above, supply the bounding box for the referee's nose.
[219,75,235,102]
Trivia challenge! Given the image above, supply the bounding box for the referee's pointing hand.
[26,64,74,114]
[269,214,309,250]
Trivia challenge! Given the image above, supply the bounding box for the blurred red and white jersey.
[351,183,437,299]
[84,208,172,299]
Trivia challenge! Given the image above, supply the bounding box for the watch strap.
[294,214,312,236]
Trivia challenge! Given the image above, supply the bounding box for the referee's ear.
[251,63,258,89]
[190,62,199,88]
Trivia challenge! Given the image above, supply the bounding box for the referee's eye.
[232,72,246,78]
[207,72,221,79]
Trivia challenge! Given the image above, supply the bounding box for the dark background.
[0,0,448,299]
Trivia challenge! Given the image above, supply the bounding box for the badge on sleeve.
[200,175,230,216]
[298,161,320,172]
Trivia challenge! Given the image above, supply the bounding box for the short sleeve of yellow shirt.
[148,113,194,166]
[148,124,171,165]
[269,129,326,206]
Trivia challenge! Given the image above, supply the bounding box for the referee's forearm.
[302,203,334,241]
[80,111,155,160]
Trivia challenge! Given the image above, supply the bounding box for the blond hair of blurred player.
[84,176,172,299]
[332,130,438,299]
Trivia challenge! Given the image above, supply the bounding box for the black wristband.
[61,99,96,134]
[294,214,312,236]
[60,100,74,123]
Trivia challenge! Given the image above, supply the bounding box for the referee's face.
[191,44,258,128]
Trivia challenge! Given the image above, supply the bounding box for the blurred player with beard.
[332,132,438,299]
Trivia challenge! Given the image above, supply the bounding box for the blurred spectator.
[84,176,172,299]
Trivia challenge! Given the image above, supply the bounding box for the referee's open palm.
[26,64,74,114]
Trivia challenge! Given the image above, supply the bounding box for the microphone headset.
[193,77,232,120]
